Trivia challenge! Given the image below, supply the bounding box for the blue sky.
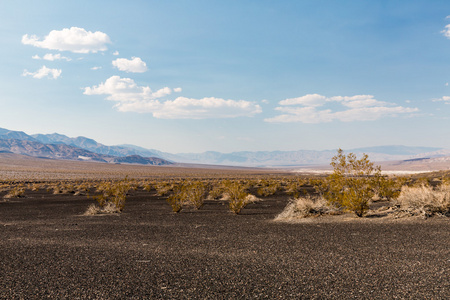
[2,0,450,153]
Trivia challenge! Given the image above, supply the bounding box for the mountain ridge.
[0,128,173,166]
[0,127,448,167]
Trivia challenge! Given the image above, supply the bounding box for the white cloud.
[117,96,263,119]
[265,94,418,123]
[112,57,148,73]
[279,94,327,107]
[113,51,119,56]
[83,76,262,119]
[433,96,450,103]
[91,66,102,70]
[174,87,182,93]
[23,65,62,79]
[22,27,111,53]
[32,53,71,61]
[442,24,450,39]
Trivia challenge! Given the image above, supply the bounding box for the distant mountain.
[110,155,170,165]
[1,127,449,167]
[351,145,442,156]
[174,147,448,167]
[0,128,39,142]
[0,139,109,162]
[0,138,173,166]
[0,128,172,165]
[32,133,164,158]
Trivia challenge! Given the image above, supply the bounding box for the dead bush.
[395,184,450,218]
[275,196,340,221]
[3,185,26,199]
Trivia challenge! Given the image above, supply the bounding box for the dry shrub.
[395,184,450,218]
[285,179,306,198]
[165,181,209,212]
[3,185,26,199]
[208,183,225,200]
[84,202,120,215]
[155,182,174,196]
[245,194,261,204]
[223,180,249,214]
[275,196,339,221]
[166,185,184,213]
[89,177,134,212]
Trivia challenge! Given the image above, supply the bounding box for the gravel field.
[1,190,449,299]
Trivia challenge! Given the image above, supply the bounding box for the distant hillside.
[351,145,441,156]
[1,127,449,167]
[110,155,170,165]
[0,128,39,142]
[174,146,448,167]
[32,133,163,158]
[0,139,109,162]
[0,138,173,166]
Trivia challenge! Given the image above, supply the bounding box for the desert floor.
[1,188,449,299]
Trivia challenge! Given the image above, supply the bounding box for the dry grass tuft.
[84,202,121,215]
[3,185,25,199]
[275,196,340,221]
[395,184,450,218]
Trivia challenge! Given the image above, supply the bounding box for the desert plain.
[0,153,449,299]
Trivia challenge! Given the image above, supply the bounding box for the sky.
[2,0,450,153]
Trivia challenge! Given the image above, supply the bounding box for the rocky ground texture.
[1,190,449,299]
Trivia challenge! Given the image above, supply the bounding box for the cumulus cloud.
[83,76,262,119]
[23,65,62,79]
[174,87,182,93]
[32,53,71,61]
[265,94,418,123]
[112,57,148,73]
[113,51,119,56]
[91,66,102,70]
[22,27,111,53]
[442,24,450,39]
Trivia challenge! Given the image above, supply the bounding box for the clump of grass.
[3,185,26,199]
[256,179,280,197]
[395,184,450,218]
[86,177,134,214]
[165,181,209,212]
[84,202,120,215]
[155,182,174,196]
[285,179,307,198]
[275,196,340,221]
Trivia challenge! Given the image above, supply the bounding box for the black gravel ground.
[1,190,449,299]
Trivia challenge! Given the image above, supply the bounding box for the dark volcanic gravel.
[1,190,449,299]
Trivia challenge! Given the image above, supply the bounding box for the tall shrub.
[325,149,382,217]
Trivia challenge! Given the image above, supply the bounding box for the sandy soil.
[1,189,449,299]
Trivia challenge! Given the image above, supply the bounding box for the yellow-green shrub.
[325,149,382,217]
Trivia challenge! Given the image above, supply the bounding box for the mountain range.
[0,128,171,166]
[0,127,449,167]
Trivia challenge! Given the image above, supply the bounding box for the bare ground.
[1,189,449,299]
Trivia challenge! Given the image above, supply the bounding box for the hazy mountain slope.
[0,139,109,162]
[0,128,39,142]
[2,127,449,167]
[174,147,447,167]
[0,139,173,165]
[351,145,442,156]
[32,133,163,158]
